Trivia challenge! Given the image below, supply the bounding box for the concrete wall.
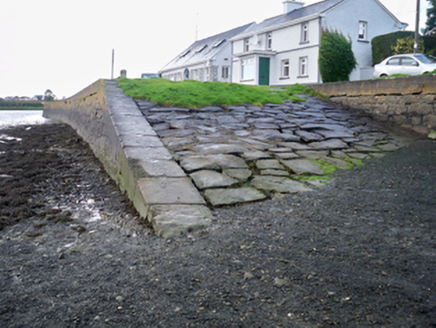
[310,76,436,136]
[44,80,212,237]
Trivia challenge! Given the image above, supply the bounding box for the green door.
[259,57,270,86]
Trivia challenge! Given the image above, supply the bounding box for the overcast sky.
[0,0,429,99]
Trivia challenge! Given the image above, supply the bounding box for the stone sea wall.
[44,80,212,238]
[310,76,436,136]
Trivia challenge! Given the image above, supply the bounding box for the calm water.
[0,110,48,128]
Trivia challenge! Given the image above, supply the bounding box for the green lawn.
[116,78,321,109]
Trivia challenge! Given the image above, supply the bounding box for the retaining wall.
[44,79,212,237]
[310,76,436,136]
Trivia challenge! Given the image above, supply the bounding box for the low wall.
[310,76,436,136]
[44,80,212,237]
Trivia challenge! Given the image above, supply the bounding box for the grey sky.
[0,0,429,99]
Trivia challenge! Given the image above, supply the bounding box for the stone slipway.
[44,80,212,238]
[45,79,415,237]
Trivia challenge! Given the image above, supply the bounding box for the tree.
[43,89,56,101]
[426,0,436,34]
[391,36,425,54]
[319,29,357,83]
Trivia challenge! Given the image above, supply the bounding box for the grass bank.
[116,78,321,109]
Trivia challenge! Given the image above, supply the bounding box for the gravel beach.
[0,123,435,327]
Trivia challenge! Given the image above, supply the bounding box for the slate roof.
[160,22,254,73]
[234,0,343,38]
[232,0,405,39]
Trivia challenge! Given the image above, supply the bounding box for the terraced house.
[160,0,407,85]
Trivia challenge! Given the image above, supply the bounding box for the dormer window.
[179,50,191,58]
[213,39,226,48]
[196,45,207,53]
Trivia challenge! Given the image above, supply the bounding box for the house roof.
[160,22,254,73]
[232,0,406,40]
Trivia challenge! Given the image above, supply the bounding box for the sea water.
[0,110,48,128]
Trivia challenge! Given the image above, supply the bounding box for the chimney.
[283,0,304,14]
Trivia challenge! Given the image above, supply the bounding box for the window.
[266,32,272,50]
[196,45,207,53]
[358,21,367,41]
[213,39,226,48]
[180,50,191,58]
[244,38,250,52]
[299,57,308,77]
[387,57,400,65]
[301,23,309,43]
[222,66,229,79]
[401,57,418,66]
[241,58,255,80]
[281,59,290,78]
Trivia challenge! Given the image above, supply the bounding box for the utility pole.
[414,0,420,53]
[111,49,115,79]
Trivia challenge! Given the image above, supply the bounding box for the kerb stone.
[148,205,213,238]
[138,177,205,205]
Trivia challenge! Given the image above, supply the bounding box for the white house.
[230,0,407,86]
[159,23,254,82]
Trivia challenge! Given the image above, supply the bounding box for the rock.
[295,150,329,159]
[180,154,249,172]
[256,159,284,170]
[192,143,247,155]
[190,170,238,189]
[281,159,324,175]
[251,176,310,193]
[204,188,267,206]
[274,152,299,160]
[277,142,311,150]
[320,157,352,170]
[308,139,349,150]
[242,151,272,161]
[224,169,252,181]
[260,170,289,177]
[295,130,324,142]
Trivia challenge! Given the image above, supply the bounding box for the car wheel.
[380,74,388,78]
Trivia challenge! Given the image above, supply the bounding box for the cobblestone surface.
[136,97,414,206]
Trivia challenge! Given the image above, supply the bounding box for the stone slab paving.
[136,96,414,209]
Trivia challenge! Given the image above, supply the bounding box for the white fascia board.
[230,13,321,42]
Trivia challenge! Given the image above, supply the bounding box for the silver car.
[373,53,436,78]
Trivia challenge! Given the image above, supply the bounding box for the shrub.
[372,31,436,64]
[391,36,424,55]
[319,29,357,83]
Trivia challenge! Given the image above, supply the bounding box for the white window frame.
[241,57,255,81]
[244,38,250,52]
[222,66,229,79]
[299,56,308,77]
[358,21,368,41]
[281,59,290,78]
[266,32,272,50]
[301,22,309,43]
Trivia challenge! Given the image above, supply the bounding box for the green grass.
[116,78,320,109]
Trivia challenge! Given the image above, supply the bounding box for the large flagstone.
[204,188,267,206]
[281,159,324,175]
